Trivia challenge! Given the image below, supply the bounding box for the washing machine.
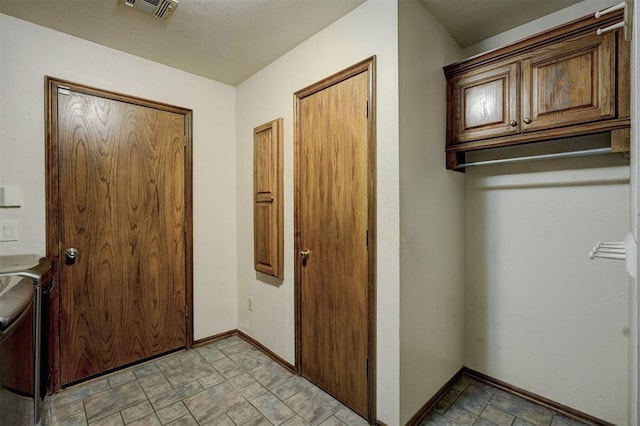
[0,254,52,425]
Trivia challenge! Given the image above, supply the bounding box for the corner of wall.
[397,0,465,423]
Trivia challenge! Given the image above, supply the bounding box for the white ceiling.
[0,0,366,86]
[0,0,585,86]
[419,0,583,47]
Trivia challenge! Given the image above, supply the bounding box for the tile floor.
[43,335,369,426]
[419,374,590,426]
[2,337,596,426]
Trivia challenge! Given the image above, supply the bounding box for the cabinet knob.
[523,117,533,124]
[509,120,517,127]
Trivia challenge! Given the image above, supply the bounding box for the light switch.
[0,221,17,242]
[0,186,21,207]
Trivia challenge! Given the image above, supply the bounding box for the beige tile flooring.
[2,336,596,426]
[419,374,590,426]
[44,335,369,426]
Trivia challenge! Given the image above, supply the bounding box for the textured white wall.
[630,0,640,423]
[235,0,400,423]
[0,14,238,340]
[464,161,629,424]
[462,0,618,58]
[397,1,464,424]
[462,2,631,421]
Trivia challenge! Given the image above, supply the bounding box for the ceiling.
[419,0,583,47]
[0,0,584,86]
[0,0,365,86]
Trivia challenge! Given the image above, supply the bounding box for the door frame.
[44,77,194,392]
[293,57,377,422]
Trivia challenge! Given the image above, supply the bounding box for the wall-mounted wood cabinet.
[253,118,284,278]
[444,11,630,170]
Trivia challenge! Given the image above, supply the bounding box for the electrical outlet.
[248,297,254,311]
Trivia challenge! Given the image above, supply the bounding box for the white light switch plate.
[0,221,18,241]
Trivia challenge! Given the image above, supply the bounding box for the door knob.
[523,117,533,124]
[509,120,517,127]
[65,247,79,265]
[299,249,310,260]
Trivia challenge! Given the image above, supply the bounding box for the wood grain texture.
[522,32,614,131]
[443,11,630,170]
[253,118,284,278]
[446,117,631,153]
[56,89,187,385]
[617,31,631,119]
[297,71,369,417]
[443,10,625,77]
[450,62,519,143]
[611,128,631,153]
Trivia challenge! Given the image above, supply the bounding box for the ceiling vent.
[120,0,178,20]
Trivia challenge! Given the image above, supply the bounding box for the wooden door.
[294,59,375,420]
[448,61,519,143]
[47,80,192,386]
[522,32,615,132]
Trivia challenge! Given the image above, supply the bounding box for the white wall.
[235,0,400,423]
[463,2,630,423]
[462,0,618,58]
[0,14,238,340]
[630,0,640,423]
[397,1,464,424]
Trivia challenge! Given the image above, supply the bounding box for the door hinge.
[58,86,71,96]
[366,229,369,247]
[365,100,369,118]
[365,357,369,374]
[185,305,189,319]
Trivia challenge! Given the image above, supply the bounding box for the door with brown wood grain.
[55,85,188,385]
[295,63,374,419]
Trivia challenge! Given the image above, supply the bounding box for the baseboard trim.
[237,330,296,374]
[406,368,465,426]
[408,367,615,426]
[195,329,386,424]
[462,368,615,426]
[192,329,238,346]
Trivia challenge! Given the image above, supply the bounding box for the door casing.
[293,57,377,423]
[44,77,194,391]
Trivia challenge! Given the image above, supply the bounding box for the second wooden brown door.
[51,81,190,386]
[295,60,374,420]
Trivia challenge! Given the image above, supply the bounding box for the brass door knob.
[299,249,310,260]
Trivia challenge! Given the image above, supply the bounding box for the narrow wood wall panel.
[253,118,284,278]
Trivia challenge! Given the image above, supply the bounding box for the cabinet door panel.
[522,32,615,131]
[450,62,519,143]
[253,118,283,278]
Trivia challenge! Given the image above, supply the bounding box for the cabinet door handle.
[523,117,533,124]
[509,120,517,127]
